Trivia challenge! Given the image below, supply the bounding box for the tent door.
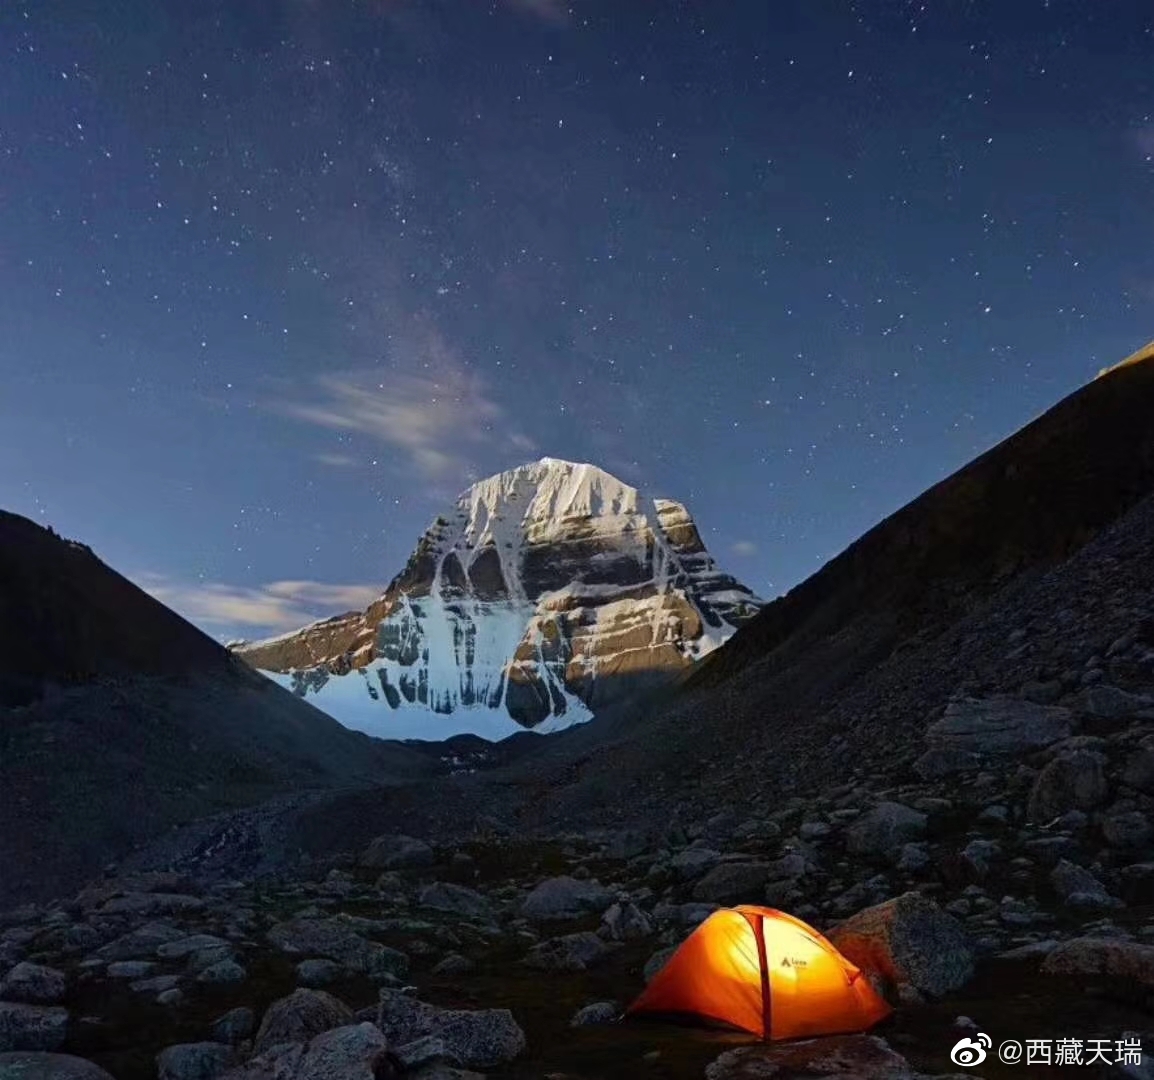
[752,913,772,1040]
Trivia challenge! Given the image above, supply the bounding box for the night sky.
[3,1,1153,643]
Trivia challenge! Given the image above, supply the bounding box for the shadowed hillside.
[0,511,436,905]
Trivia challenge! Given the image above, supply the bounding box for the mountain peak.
[236,458,761,741]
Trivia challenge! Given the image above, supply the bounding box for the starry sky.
[3,0,1153,643]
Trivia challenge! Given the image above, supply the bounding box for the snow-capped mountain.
[233,458,762,740]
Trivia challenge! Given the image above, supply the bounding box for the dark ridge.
[685,352,1154,695]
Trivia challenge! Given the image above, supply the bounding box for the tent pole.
[753,913,772,1041]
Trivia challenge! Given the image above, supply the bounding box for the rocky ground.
[3,802,1154,1080]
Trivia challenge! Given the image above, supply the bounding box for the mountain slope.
[0,510,436,906]
[235,458,762,740]
[258,345,1154,857]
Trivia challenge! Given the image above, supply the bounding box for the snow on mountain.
[233,458,763,741]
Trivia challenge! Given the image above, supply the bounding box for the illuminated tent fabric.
[626,905,891,1040]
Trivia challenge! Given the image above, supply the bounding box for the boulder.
[0,1055,116,1080]
[295,959,346,988]
[95,922,186,961]
[155,1043,235,1080]
[266,919,408,981]
[1026,750,1109,820]
[0,1006,68,1053]
[0,965,66,1005]
[376,990,525,1068]
[600,901,652,942]
[705,1034,941,1079]
[828,892,974,998]
[252,990,354,1055]
[915,696,1074,777]
[1041,938,1154,987]
[218,1023,389,1080]
[157,935,233,960]
[210,1008,254,1044]
[520,877,612,921]
[845,803,927,857]
[431,953,474,976]
[359,835,435,870]
[669,848,721,882]
[417,883,494,922]
[522,932,608,972]
[691,863,771,905]
[1123,744,1154,794]
[1066,685,1154,719]
[643,945,677,984]
[1050,859,1122,909]
[570,1002,618,1027]
[1103,811,1153,851]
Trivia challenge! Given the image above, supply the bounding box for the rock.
[266,919,409,981]
[106,960,154,979]
[218,1023,389,1080]
[95,922,186,961]
[1123,745,1154,795]
[156,1043,235,1080]
[957,840,1000,881]
[1041,938,1154,986]
[523,932,608,972]
[570,1001,618,1027]
[359,834,435,870]
[845,803,927,857]
[1050,859,1122,909]
[0,1005,68,1053]
[600,901,652,942]
[1103,811,1153,850]
[417,883,494,922]
[915,696,1075,777]
[1026,750,1109,820]
[643,945,677,984]
[431,953,474,977]
[1067,685,1154,719]
[691,863,771,905]
[252,989,354,1054]
[210,1008,254,1044]
[895,844,930,873]
[393,1035,460,1072]
[669,849,721,882]
[196,961,247,986]
[704,1034,921,1079]
[376,990,525,1068]
[157,935,232,960]
[0,965,66,1005]
[99,893,204,917]
[829,892,974,998]
[296,959,346,987]
[130,975,182,995]
[520,877,612,921]
[0,1054,116,1080]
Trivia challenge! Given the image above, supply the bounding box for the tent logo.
[781,957,808,968]
[950,1033,991,1066]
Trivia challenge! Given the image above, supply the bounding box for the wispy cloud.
[503,0,571,24]
[274,322,534,485]
[732,540,758,557]
[137,573,382,635]
[313,451,358,468]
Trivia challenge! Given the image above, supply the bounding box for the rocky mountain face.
[0,511,437,908]
[234,458,762,740]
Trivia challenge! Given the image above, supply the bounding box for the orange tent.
[626,905,891,1040]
